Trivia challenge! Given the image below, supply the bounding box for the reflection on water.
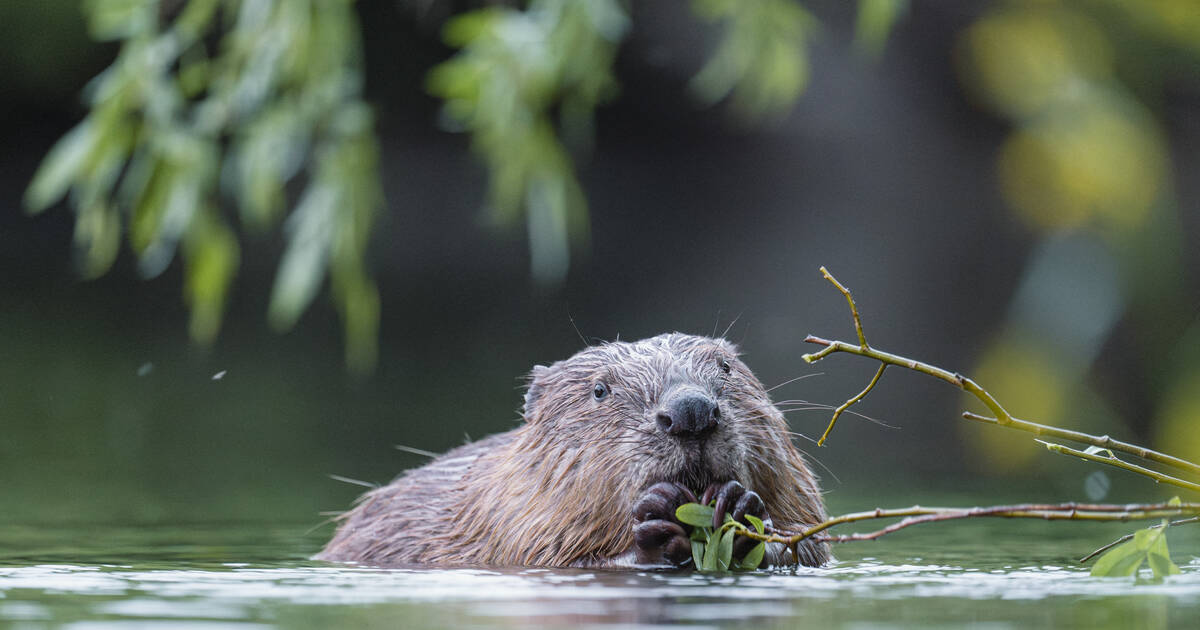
[1,520,1198,629]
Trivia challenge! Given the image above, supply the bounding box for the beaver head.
[425,333,827,567]
[524,333,779,497]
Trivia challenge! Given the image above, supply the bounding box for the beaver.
[318,333,829,568]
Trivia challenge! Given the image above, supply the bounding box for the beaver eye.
[592,382,610,400]
[720,359,731,374]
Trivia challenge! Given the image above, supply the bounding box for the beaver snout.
[655,392,720,438]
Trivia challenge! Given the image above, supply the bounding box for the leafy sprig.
[1089,497,1184,580]
[676,502,767,572]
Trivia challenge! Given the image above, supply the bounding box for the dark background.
[2,1,1198,526]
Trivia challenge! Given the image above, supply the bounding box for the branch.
[964,411,1200,478]
[817,364,885,446]
[1036,440,1200,493]
[1079,517,1200,563]
[803,335,1013,426]
[803,268,1200,482]
[735,502,1200,549]
[819,266,868,348]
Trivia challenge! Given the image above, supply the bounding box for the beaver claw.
[632,481,697,566]
[702,480,770,566]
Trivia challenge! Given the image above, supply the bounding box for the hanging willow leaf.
[269,184,335,331]
[690,0,816,118]
[429,0,627,284]
[183,210,240,344]
[29,0,383,368]
[25,121,99,213]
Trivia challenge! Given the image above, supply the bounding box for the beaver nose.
[656,394,720,438]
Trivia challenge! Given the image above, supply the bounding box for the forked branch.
[802,267,1200,488]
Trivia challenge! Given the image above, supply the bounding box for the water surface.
[2,516,1197,629]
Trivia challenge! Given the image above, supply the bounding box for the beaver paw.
[702,480,770,566]
[632,481,697,567]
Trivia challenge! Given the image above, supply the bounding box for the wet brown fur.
[318,333,829,568]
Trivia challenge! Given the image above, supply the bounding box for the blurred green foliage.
[427,0,628,285]
[854,0,908,57]
[954,0,1200,472]
[29,0,900,367]
[689,0,817,118]
[26,0,381,371]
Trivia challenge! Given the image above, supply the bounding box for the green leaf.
[1089,525,1175,579]
[25,121,97,213]
[183,211,239,345]
[1090,538,1145,577]
[738,542,766,571]
[73,200,121,279]
[442,8,502,47]
[745,514,765,534]
[1147,553,1181,578]
[334,267,380,374]
[1145,528,1180,577]
[676,503,716,528]
[691,540,705,568]
[1083,445,1116,458]
[701,530,720,571]
[268,184,335,331]
[717,526,735,571]
[1168,496,1182,507]
[1133,527,1162,552]
[84,0,155,40]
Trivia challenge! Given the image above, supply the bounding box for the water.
[2,517,1198,629]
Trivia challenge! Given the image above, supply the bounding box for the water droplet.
[1084,470,1110,500]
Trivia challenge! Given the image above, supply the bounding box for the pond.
[3,504,1198,629]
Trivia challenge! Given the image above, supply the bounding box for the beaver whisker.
[760,398,893,429]
[765,373,825,393]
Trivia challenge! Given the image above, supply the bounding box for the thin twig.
[1036,440,1200,493]
[964,411,1200,478]
[819,265,868,348]
[817,363,886,446]
[803,336,1014,425]
[1079,517,1200,563]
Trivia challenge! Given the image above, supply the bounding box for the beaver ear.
[523,364,551,420]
